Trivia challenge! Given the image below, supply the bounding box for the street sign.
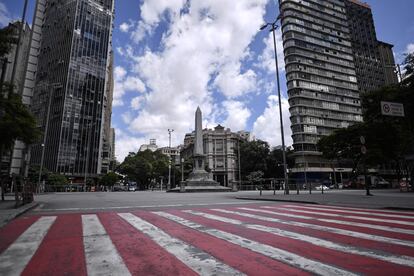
[381,101,404,117]
[361,145,367,155]
[360,136,365,145]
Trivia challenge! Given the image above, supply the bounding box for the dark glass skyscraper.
[279,0,397,175]
[30,0,114,178]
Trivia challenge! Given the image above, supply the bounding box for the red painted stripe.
[206,208,414,258]
[21,214,87,276]
[98,212,197,276]
[134,210,309,276]
[283,205,414,222]
[239,207,414,242]
[175,209,414,275]
[0,215,39,254]
[271,207,414,230]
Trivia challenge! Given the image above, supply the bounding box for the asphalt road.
[30,190,267,213]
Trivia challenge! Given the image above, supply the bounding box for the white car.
[315,185,329,191]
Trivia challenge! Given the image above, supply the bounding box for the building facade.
[181,125,247,187]
[279,0,397,177]
[344,0,398,92]
[101,51,114,174]
[0,21,32,176]
[30,0,114,179]
[139,139,158,152]
[280,0,362,174]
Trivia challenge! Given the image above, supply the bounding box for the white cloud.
[130,96,143,110]
[121,0,268,147]
[257,28,285,73]
[114,128,147,162]
[222,101,251,131]
[406,43,414,54]
[252,95,292,147]
[0,3,11,27]
[214,63,257,98]
[119,21,133,33]
[121,112,133,124]
[113,66,145,106]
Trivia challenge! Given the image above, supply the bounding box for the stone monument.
[169,107,232,192]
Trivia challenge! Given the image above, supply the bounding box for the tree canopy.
[239,139,294,181]
[118,150,170,190]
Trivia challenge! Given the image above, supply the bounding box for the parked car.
[315,185,330,191]
[399,178,412,192]
[113,185,127,192]
[128,185,137,192]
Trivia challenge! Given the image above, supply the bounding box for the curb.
[0,202,39,229]
[236,197,319,205]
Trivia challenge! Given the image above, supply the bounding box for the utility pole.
[260,18,289,195]
[167,129,174,190]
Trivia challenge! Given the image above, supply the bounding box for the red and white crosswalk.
[1,203,414,275]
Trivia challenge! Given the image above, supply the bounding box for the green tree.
[47,174,68,191]
[0,27,16,58]
[0,26,40,200]
[239,139,270,180]
[119,150,170,190]
[100,172,119,188]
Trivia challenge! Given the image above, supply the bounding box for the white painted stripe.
[188,209,414,268]
[118,213,244,276]
[0,216,56,276]
[313,204,414,216]
[260,206,414,235]
[82,215,131,276]
[283,204,414,219]
[238,207,414,248]
[154,211,357,276]
[278,207,414,226]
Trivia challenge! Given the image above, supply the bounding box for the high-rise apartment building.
[280,0,362,174]
[279,0,397,177]
[344,0,398,92]
[30,0,114,179]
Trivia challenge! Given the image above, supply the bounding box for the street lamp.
[167,128,174,190]
[260,18,289,194]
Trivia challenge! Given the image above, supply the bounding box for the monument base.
[167,180,233,193]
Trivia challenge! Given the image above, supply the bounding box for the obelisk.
[168,107,232,192]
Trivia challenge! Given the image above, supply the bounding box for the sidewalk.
[236,189,414,210]
[0,196,38,228]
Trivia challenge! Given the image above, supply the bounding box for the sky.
[1,0,414,162]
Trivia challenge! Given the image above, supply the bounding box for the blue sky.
[1,0,413,162]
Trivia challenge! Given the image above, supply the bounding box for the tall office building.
[279,0,397,177]
[30,0,114,179]
[0,21,32,176]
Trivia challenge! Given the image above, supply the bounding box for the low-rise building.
[139,139,158,152]
[181,125,249,187]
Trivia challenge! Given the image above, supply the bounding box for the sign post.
[381,101,404,117]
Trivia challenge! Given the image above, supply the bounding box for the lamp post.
[181,157,184,182]
[260,18,289,194]
[167,129,174,190]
